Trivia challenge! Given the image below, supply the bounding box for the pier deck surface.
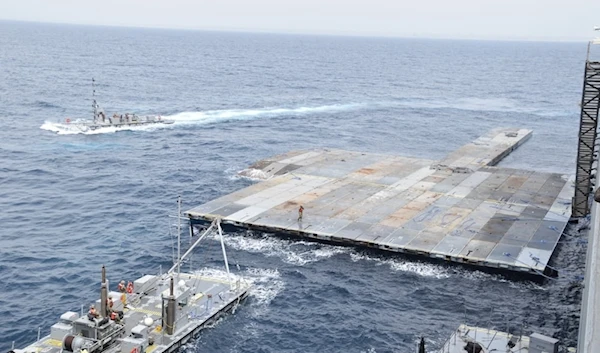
[187,128,572,275]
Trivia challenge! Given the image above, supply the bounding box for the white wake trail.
[164,103,368,124]
[41,103,370,135]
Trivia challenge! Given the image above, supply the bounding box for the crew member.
[88,305,99,320]
[107,296,114,313]
[110,310,120,323]
[126,281,134,294]
[118,280,126,293]
[120,292,128,308]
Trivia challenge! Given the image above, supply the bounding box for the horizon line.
[0,18,593,43]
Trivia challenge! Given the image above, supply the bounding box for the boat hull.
[67,117,174,131]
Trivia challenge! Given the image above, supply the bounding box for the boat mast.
[177,196,182,277]
[92,78,98,123]
[217,221,233,290]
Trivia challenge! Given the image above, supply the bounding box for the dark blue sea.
[0,20,590,352]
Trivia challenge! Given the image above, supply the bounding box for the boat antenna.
[92,78,97,123]
[177,195,182,278]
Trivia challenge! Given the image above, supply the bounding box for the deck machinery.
[8,220,250,353]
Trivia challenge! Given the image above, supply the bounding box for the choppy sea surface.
[0,20,590,352]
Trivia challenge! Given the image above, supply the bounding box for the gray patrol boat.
[63,79,174,132]
[7,201,250,353]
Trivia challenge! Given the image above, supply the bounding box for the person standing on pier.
[298,205,304,221]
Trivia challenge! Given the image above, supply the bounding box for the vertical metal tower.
[573,39,600,217]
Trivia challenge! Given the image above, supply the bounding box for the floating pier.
[186,128,573,276]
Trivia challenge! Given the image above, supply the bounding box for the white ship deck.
[15,271,249,353]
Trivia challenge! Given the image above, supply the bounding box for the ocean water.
[0,20,589,352]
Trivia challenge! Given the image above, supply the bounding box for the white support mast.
[167,198,233,290]
[167,220,216,274]
[217,221,232,289]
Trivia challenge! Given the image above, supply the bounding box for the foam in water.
[215,232,349,266]
[165,103,368,125]
[360,348,378,353]
[214,232,479,280]
[236,168,270,181]
[243,267,284,307]
[349,252,451,279]
[348,251,550,290]
[218,231,494,280]
[192,266,284,308]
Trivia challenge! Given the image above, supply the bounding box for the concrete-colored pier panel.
[437,128,532,170]
[187,128,572,276]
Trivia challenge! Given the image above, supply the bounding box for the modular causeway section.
[186,128,573,276]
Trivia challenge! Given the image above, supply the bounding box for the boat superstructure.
[8,201,250,353]
[63,79,174,132]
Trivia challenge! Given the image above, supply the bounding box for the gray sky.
[1,0,598,41]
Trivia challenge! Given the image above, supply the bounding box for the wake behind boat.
[62,79,174,132]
